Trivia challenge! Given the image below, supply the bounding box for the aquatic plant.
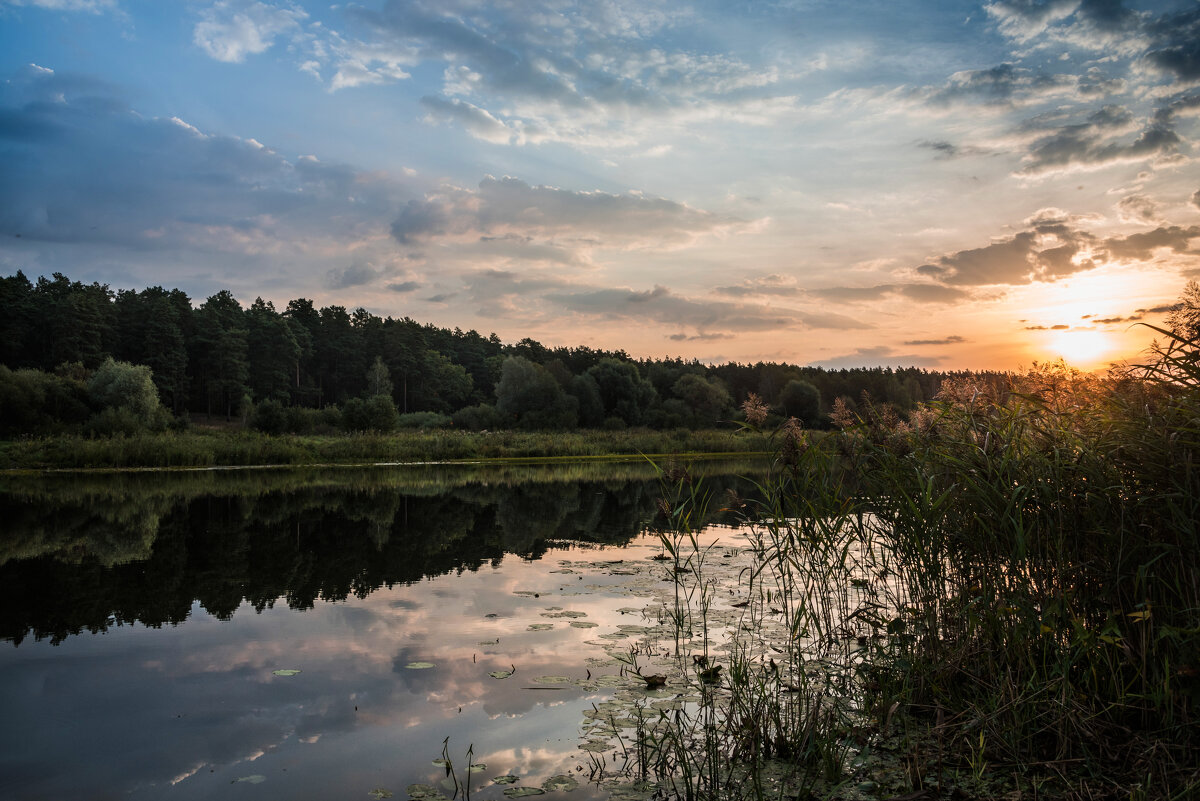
[632,333,1200,798]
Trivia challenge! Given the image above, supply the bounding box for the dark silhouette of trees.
[779,379,821,426]
[0,268,1030,435]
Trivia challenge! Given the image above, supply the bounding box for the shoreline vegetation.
[0,427,773,471]
[631,326,1200,799]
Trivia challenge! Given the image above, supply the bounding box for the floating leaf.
[488,670,514,679]
[541,775,578,792]
[468,764,487,773]
[233,775,266,784]
[271,669,301,676]
[368,789,394,799]
[527,623,554,632]
[405,662,436,670]
[493,775,520,785]
[577,741,610,752]
[431,758,449,768]
[502,787,545,798]
[406,784,442,799]
[569,621,598,628]
[533,675,572,684]
[591,675,629,687]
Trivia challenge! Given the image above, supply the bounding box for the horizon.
[1,1,1198,373]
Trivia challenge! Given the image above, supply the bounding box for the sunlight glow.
[1048,329,1115,369]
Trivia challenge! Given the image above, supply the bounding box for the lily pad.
[405,662,436,670]
[368,789,394,799]
[488,670,514,679]
[271,669,301,676]
[468,764,487,773]
[569,621,598,628]
[527,623,554,631]
[533,675,572,684]
[233,775,266,784]
[492,775,520,785]
[431,758,449,768]
[502,787,546,798]
[577,740,610,752]
[406,784,442,799]
[541,775,578,792]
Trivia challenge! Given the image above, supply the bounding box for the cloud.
[1140,6,1200,82]
[315,0,800,147]
[1025,324,1071,330]
[390,176,749,255]
[808,346,945,370]
[925,63,1078,107]
[0,64,409,282]
[1103,225,1200,261]
[985,0,1143,52]
[386,281,421,293]
[326,262,381,289]
[1116,193,1160,224]
[457,269,869,337]
[3,0,116,10]
[1193,189,1200,210]
[1016,103,1181,176]
[718,280,970,305]
[984,0,1081,43]
[193,1,307,64]
[913,211,1198,288]
[419,96,514,144]
[903,335,966,346]
[711,274,801,297]
[667,332,733,342]
[545,284,866,333]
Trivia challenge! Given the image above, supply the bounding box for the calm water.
[0,461,765,801]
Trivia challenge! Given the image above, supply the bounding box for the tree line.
[0,270,1005,436]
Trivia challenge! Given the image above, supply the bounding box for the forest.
[0,270,1003,438]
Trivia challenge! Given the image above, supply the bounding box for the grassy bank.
[634,349,1200,799]
[0,427,771,470]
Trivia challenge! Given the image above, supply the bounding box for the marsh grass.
[634,336,1200,800]
[0,427,772,470]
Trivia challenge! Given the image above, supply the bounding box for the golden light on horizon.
[1048,329,1116,370]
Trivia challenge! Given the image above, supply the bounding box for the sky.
[1,0,1198,372]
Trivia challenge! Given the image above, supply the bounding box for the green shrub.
[451,403,503,431]
[396,411,451,429]
[251,399,288,435]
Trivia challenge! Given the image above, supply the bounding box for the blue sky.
[1,0,1198,369]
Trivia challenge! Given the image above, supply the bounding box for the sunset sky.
[1,0,1197,371]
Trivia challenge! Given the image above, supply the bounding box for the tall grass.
[0,427,772,470]
[640,338,1200,799]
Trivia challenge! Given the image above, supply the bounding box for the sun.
[1048,329,1115,369]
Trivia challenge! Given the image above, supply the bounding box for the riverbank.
[0,427,773,471]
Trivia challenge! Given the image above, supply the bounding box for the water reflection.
[0,460,765,801]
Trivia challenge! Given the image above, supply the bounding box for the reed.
[0,427,772,470]
[637,337,1200,799]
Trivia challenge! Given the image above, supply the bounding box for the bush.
[396,411,451,429]
[341,398,368,432]
[251,399,288,435]
[87,406,143,437]
[88,358,160,426]
[364,395,400,432]
[452,403,504,431]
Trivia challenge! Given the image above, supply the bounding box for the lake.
[0,460,768,801]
